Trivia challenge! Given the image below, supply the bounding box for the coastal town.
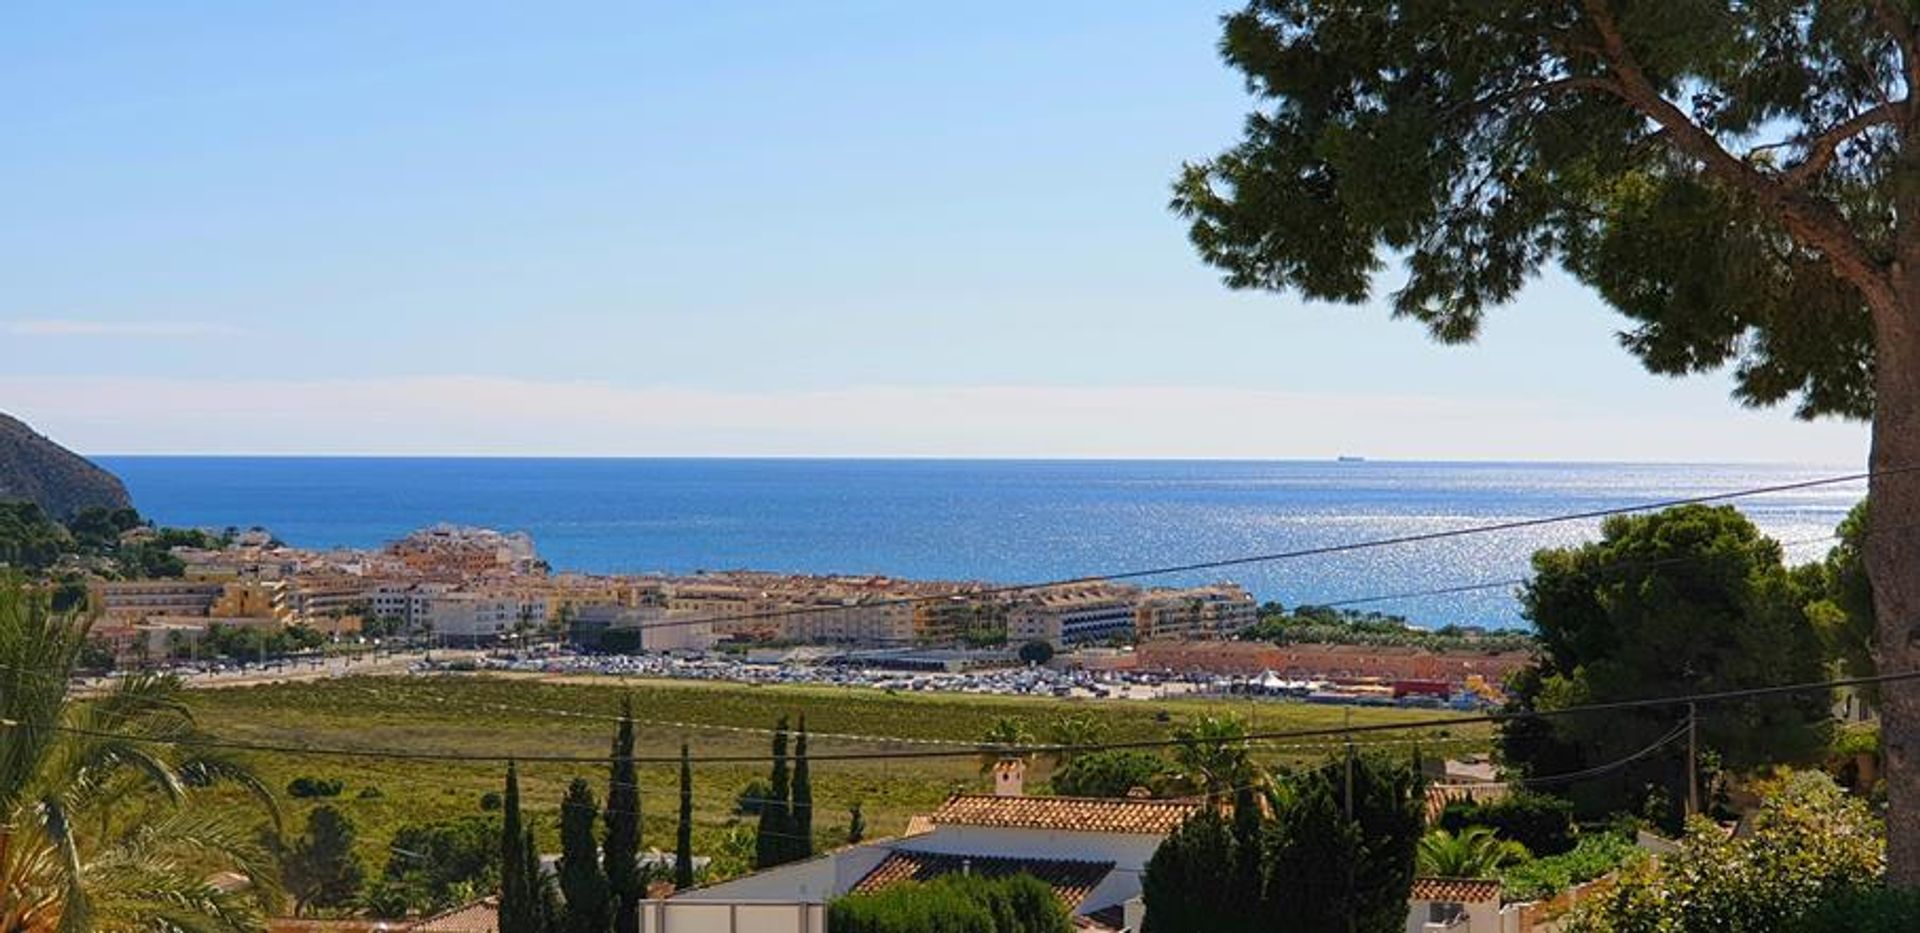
[84,522,1528,707]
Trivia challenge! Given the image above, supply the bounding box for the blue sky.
[0,1,1866,461]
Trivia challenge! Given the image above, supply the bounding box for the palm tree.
[1169,715,1264,802]
[1415,827,1531,879]
[978,717,1034,775]
[1043,714,1106,771]
[0,580,282,933]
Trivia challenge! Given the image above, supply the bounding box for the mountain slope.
[0,413,132,519]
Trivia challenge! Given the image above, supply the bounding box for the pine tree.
[754,716,791,869]
[558,778,610,933]
[675,742,695,890]
[605,697,641,933]
[790,717,813,861]
[498,761,539,933]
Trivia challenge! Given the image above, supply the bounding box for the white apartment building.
[1009,590,1141,648]
[776,597,916,645]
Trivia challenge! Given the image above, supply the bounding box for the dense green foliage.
[1240,605,1535,653]
[370,816,500,917]
[1792,887,1920,933]
[201,622,328,661]
[1805,501,1877,709]
[0,503,224,579]
[676,743,696,890]
[791,720,814,860]
[1416,826,1530,879]
[286,805,366,915]
[1143,753,1425,933]
[498,762,540,933]
[605,698,641,933]
[1438,792,1576,857]
[288,775,347,798]
[755,716,793,869]
[558,778,610,933]
[1018,640,1054,665]
[0,580,281,931]
[1566,772,1884,932]
[828,872,1070,933]
[1503,506,1830,824]
[1496,832,1640,903]
[1177,0,1902,418]
[1051,750,1173,798]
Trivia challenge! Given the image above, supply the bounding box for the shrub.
[1497,832,1640,903]
[735,778,774,815]
[358,785,385,799]
[1018,640,1054,665]
[1438,791,1576,856]
[479,791,503,811]
[287,776,346,798]
[1051,750,1171,798]
[828,872,1069,933]
[1563,772,1883,932]
[1793,887,1920,933]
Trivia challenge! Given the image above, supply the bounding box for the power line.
[569,467,1888,634]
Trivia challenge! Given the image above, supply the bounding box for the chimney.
[993,757,1027,798]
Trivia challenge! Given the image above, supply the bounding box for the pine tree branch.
[1580,0,1894,308]
[1873,0,1920,112]
[1782,102,1904,187]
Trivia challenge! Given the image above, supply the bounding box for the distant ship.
[1337,455,1366,463]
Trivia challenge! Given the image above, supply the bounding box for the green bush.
[1793,887,1920,933]
[1438,792,1577,856]
[828,872,1070,933]
[1051,750,1171,798]
[736,778,774,815]
[478,791,503,811]
[1498,832,1639,903]
[287,776,346,798]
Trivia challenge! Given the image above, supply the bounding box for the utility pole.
[1686,701,1700,819]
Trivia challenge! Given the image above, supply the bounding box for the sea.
[95,458,1866,631]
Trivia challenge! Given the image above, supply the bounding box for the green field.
[183,674,1490,880]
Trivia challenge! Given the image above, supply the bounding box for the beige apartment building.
[1133,584,1257,641]
[1007,585,1143,649]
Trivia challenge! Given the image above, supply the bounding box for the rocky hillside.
[0,413,132,519]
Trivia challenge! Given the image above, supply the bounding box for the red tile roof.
[404,897,498,933]
[1410,878,1503,904]
[851,850,1115,908]
[929,794,1200,835]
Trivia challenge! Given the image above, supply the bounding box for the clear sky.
[0,1,1867,462]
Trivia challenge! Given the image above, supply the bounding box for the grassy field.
[183,673,1491,880]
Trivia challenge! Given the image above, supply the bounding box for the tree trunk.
[1872,284,1920,887]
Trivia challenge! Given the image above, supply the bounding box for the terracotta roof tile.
[1410,877,1503,904]
[852,850,1114,908]
[929,794,1200,835]
[404,897,498,933]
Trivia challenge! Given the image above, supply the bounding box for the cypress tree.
[498,761,538,933]
[791,717,813,861]
[675,742,695,890]
[604,697,640,933]
[847,803,865,845]
[754,716,791,869]
[558,778,610,933]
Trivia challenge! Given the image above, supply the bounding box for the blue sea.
[95,458,1865,630]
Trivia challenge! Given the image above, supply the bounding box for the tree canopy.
[1175,0,1909,418]
[1505,504,1831,821]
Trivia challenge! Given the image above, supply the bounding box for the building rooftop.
[403,896,497,932]
[1410,877,1503,904]
[929,793,1200,835]
[851,850,1115,908]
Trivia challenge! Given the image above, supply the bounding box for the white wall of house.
[637,901,826,933]
[900,825,1161,912]
[669,845,892,904]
